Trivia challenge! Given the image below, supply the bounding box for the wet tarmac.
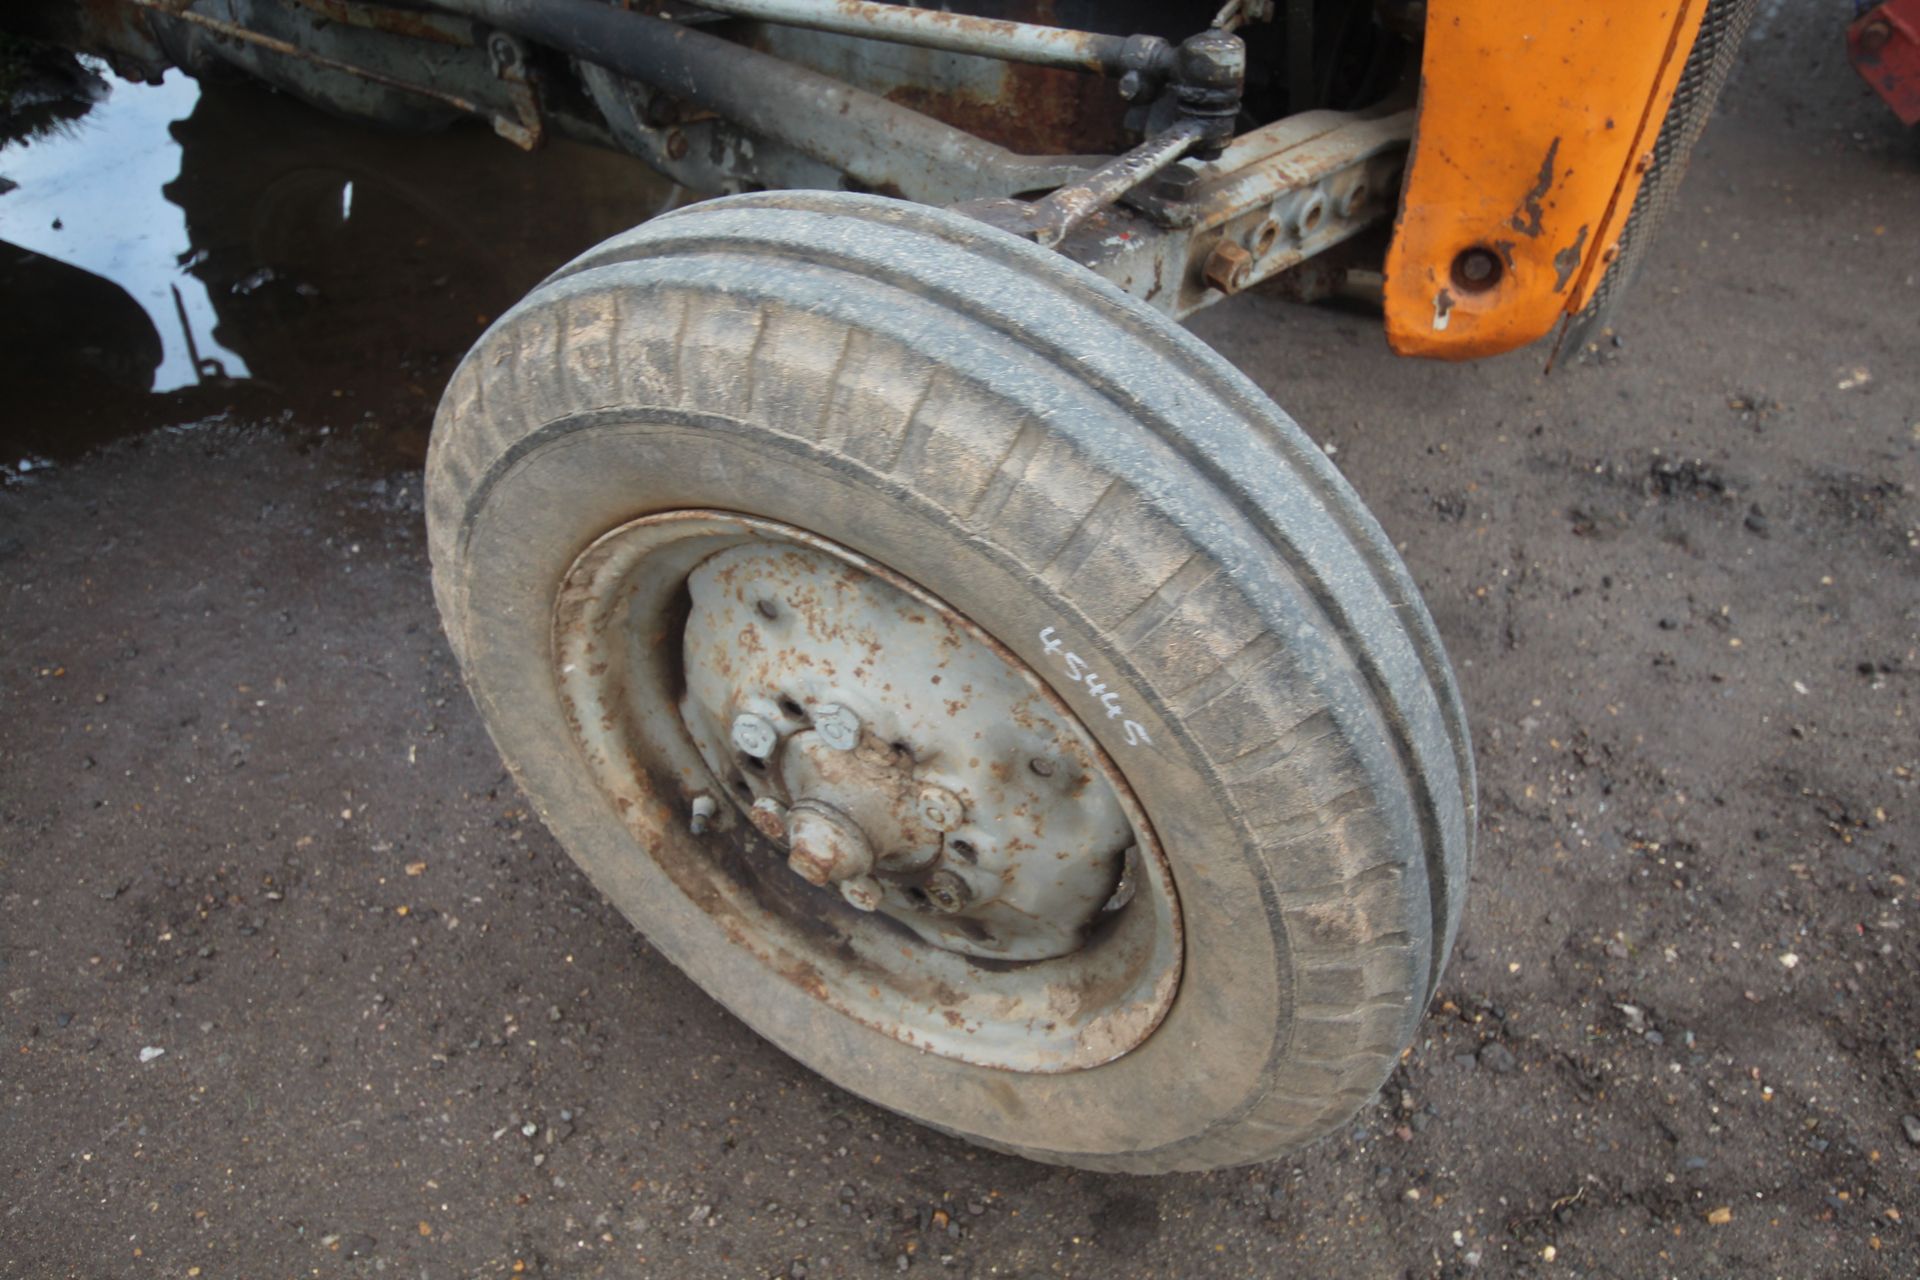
[1,59,679,470]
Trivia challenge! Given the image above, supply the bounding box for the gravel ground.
[3,6,1917,1277]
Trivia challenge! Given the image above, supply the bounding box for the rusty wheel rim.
[553,511,1183,1072]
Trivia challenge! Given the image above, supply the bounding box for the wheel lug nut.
[922,869,972,914]
[730,712,778,759]
[811,703,861,751]
[785,804,874,887]
[748,796,788,841]
[915,783,964,833]
[839,875,883,912]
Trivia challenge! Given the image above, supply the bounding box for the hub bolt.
[915,783,964,833]
[811,703,861,751]
[731,712,778,759]
[785,804,874,887]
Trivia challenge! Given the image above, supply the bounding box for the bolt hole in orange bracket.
[1382,0,1710,362]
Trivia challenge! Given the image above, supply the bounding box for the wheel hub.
[677,543,1133,962]
[552,511,1181,1071]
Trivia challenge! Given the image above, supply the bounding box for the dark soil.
[3,7,1916,1277]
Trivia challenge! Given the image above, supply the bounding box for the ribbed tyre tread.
[427,193,1473,1172]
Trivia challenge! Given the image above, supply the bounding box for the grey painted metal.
[678,539,1142,963]
[428,0,1095,203]
[681,0,1171,77]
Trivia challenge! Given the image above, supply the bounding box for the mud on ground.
[2,6,1917,1277]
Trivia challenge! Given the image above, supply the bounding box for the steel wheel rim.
[552,510,1183,1072]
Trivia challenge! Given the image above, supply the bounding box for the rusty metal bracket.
[485,29,543,149]
[127,0,499,119]
[1051,109,1412,319]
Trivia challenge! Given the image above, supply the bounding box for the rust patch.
[1510,137,1560,239]
[882,59,1126,158]
[286,0,472,45]
[1551,223,1590,293]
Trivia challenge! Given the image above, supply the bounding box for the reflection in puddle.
[2,66,248,392]
[0,62,680,468]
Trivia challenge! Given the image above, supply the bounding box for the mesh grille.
[1561,0,1758,354]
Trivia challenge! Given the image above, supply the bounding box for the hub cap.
[553,512,1181,1071]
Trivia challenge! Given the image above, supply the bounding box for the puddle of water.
[0,60,681,469]
[4,67,249,393]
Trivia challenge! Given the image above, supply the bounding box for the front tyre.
[426,192,1473,1173]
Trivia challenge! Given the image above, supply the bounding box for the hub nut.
[785,803,874,887]
[748,796,789,841]
[839,875,884,912]
[811,703,861,751]
[730,712,778,759]
[915,783,964,833]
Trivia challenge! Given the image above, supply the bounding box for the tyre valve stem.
[689,794,718,835]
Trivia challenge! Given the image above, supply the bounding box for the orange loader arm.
[1384,0,1711,359]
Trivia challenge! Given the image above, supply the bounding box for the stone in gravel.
[1478,1043,1517,1074]
[343,1234,376,1259]
[55,1012,72,1028]
[138,1046,165,1063]
[1901,1115,1920,1147]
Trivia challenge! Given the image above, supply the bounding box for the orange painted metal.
[1383,0,1709,359]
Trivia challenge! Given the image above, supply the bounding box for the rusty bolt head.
[1449,246,1503,294]
[785,804,874,887]
[839,875,883,912]
[915,783,964,833]
[748,796,789,841]
[486,32,520,72]
[730,712,778,759]
[1860,20,1893,53]
[1204,241,1254,295]
[922,870,973,915]
[811,703,861,752]
[665,128,689,162]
